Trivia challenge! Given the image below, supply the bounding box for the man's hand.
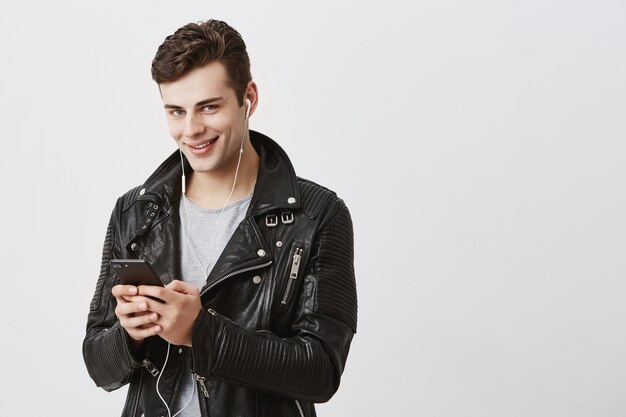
[112,285,162,344]
[133,280,202,347]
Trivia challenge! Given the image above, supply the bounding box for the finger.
[140,297,168,315]
[121,312,159,329]
[115,300,151,317]
[124,295,158,304]
[138,285,171,303]
[167,279,199,295]
[112,284,138,298]
[128,324,161,340]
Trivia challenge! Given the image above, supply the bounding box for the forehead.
[159,61,235,106]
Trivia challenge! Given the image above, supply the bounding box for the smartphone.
[111,259,164,287]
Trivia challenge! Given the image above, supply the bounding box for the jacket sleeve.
[191,205,357,403]
[82,201,144,391]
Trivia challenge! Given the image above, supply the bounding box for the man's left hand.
[130,280,202,347]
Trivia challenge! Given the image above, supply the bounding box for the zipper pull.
[195,374,210,398]
[207,308,239,326]
[142,359,160,377]
[289,248,303,280]
[281,248,303,305]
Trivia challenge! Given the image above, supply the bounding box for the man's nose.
[184,113,205,138]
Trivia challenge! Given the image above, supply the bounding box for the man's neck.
[185,145,260,210]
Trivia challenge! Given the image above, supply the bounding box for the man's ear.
[243,81,259,117]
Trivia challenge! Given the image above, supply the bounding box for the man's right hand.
[112,284,162,343]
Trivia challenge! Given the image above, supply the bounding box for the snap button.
[287,197,296,204]
[178,348,183,354]
[130,243,138,251]
[139,188,146,196]
[257,249,266,257]
[252,275,262,284]
[276,241,283,247]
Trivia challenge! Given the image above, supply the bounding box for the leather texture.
[83,131,357,417]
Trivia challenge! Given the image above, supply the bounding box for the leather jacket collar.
[126,130,301,215]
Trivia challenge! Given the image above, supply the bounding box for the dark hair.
[151,19,251,106]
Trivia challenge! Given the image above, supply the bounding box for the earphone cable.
[161,102,250,416]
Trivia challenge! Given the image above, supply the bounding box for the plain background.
[1,1,625,416]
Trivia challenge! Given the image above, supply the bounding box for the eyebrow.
[163,97,223,110]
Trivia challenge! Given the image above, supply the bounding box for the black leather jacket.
[83,131,357,417]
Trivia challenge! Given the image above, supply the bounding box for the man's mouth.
[188,137,218,149]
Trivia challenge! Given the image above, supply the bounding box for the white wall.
[1,1,625,416]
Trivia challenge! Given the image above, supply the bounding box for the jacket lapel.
[201,215,272,296]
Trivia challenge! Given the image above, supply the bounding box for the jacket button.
[252,275,262,284]
[276,241,283,247]
[130,243,138,251]
[287,197,296,204]
[257,249,266,257]
[139,188,146,196]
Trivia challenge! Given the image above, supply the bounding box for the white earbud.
[245,98,251,119]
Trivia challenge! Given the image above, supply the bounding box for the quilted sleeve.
[191,204,357,402]
[83,202,143,391]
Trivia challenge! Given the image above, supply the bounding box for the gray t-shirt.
[173,193,252,417]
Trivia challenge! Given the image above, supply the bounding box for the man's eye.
[202,105,216,112]
[171,110,184,116]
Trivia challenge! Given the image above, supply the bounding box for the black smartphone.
[111,259,164,287]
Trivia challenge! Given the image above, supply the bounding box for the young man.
[83,19,357,417]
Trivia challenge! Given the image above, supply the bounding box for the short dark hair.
[151,19,252,106]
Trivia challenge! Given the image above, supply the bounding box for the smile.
[189,137,218,149]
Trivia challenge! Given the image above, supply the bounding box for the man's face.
[159,62,248,177]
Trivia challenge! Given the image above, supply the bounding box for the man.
[83,19,357,417]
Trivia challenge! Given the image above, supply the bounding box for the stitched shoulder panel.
[121,185,144,211]
[297,177,338,219]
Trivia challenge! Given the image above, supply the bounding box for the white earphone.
[245,98,251,119]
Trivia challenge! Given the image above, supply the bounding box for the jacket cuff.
[190,309,223,377]
[83,321,143,391]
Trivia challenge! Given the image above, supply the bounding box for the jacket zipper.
[195,373,210,417]
[142,358,160,377]
[200,261,273,297]
[195,374,210,398]
[207,308,240,326]
[281,248,303,305]
[295,399,305,417]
